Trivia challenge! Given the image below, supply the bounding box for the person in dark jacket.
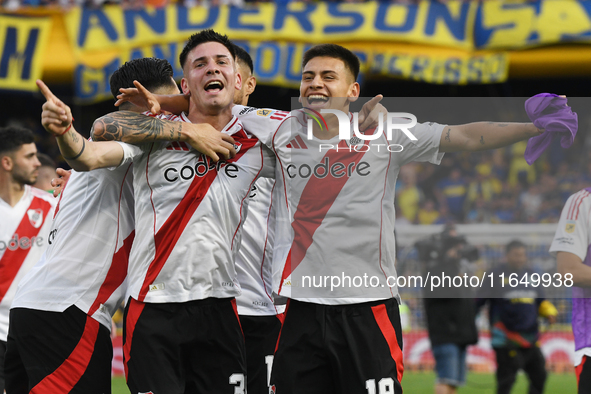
[421,224,479,394]
[477,240,557,394]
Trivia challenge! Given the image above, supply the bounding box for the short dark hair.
[179,29,236,70]
[0,126,36,156]
[302,44,360,81]
[110,57,176,100]
[37,152,56,168]
[506,240,527,254]
[232,44,253,75]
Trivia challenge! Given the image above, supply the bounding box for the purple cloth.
[523,93,578,165]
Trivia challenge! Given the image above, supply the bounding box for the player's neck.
[187,105,233,131]
[310,107,350,140]
[0,175,26,207]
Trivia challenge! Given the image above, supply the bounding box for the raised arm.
[439,122,542,153]
[38,80,125,171]
[91,112,236,162]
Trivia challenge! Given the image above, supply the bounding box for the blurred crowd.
[395,137,590,225]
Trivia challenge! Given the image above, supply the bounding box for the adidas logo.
[166,142,190,151]
[286,135,308,149]
[270,110,289,121]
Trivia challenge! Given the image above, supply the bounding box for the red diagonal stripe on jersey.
[88,231,134,316]
[295,135,307,149]
[138,128,259,301]
[30,315,100,394]
[371,304,404,384]
[0,197,52,303]
[290,138,301,149]
[289,137,372,274]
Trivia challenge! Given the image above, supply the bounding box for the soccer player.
[238,44,563,394]
[5,58,197,394]
[42,31,275,393]
[0,126,56,393]
[550,187,591,393]
[231,43,286,394]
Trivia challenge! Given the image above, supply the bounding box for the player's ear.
[348,82,360,102]
[235,70,242,92]
[180,78,190,96]
[1,155,13,171]
[246,76,256,96]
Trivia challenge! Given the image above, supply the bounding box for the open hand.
[184,123,237,162]
[115,80,161,114]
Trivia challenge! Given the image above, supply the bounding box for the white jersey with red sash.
[122,113,275,304]
[12,157,134,330]
[0,185,56,341]
[234,108,445,304]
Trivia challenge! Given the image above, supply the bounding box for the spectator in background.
[466,163,502,209]
[397,164,422,224]
[491,192,517,223]
[436,168,467,222]
[417,199,440,225]
[465,197,492,224]
[507,141,536,187]
[556,162,579,201]
[477,240,557,394]
[519,184,543,222]
[32,153,57,194]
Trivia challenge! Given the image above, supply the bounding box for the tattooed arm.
[91,111,236,162]
[439,122,542,153]
[38,80,126,171]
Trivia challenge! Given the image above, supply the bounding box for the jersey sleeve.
[233,105,290,148]
[549,189,591,261]
[116,141,144,167]
[395,121,446,166]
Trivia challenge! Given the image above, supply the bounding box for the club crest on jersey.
[27,209,43,228]
[269,385,276,394]
[566,221,576,233]
[233,142,242,153]
[257,109,273,117]
[346,135,364,148]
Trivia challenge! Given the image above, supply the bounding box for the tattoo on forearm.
[445,129,451,142]
[63,138,86,160]
[480,136,485,145]
[71,131,79,143]
[91,111,166,143]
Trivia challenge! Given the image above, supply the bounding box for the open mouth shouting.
[204,80,224,94]
[305,94,331,108]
